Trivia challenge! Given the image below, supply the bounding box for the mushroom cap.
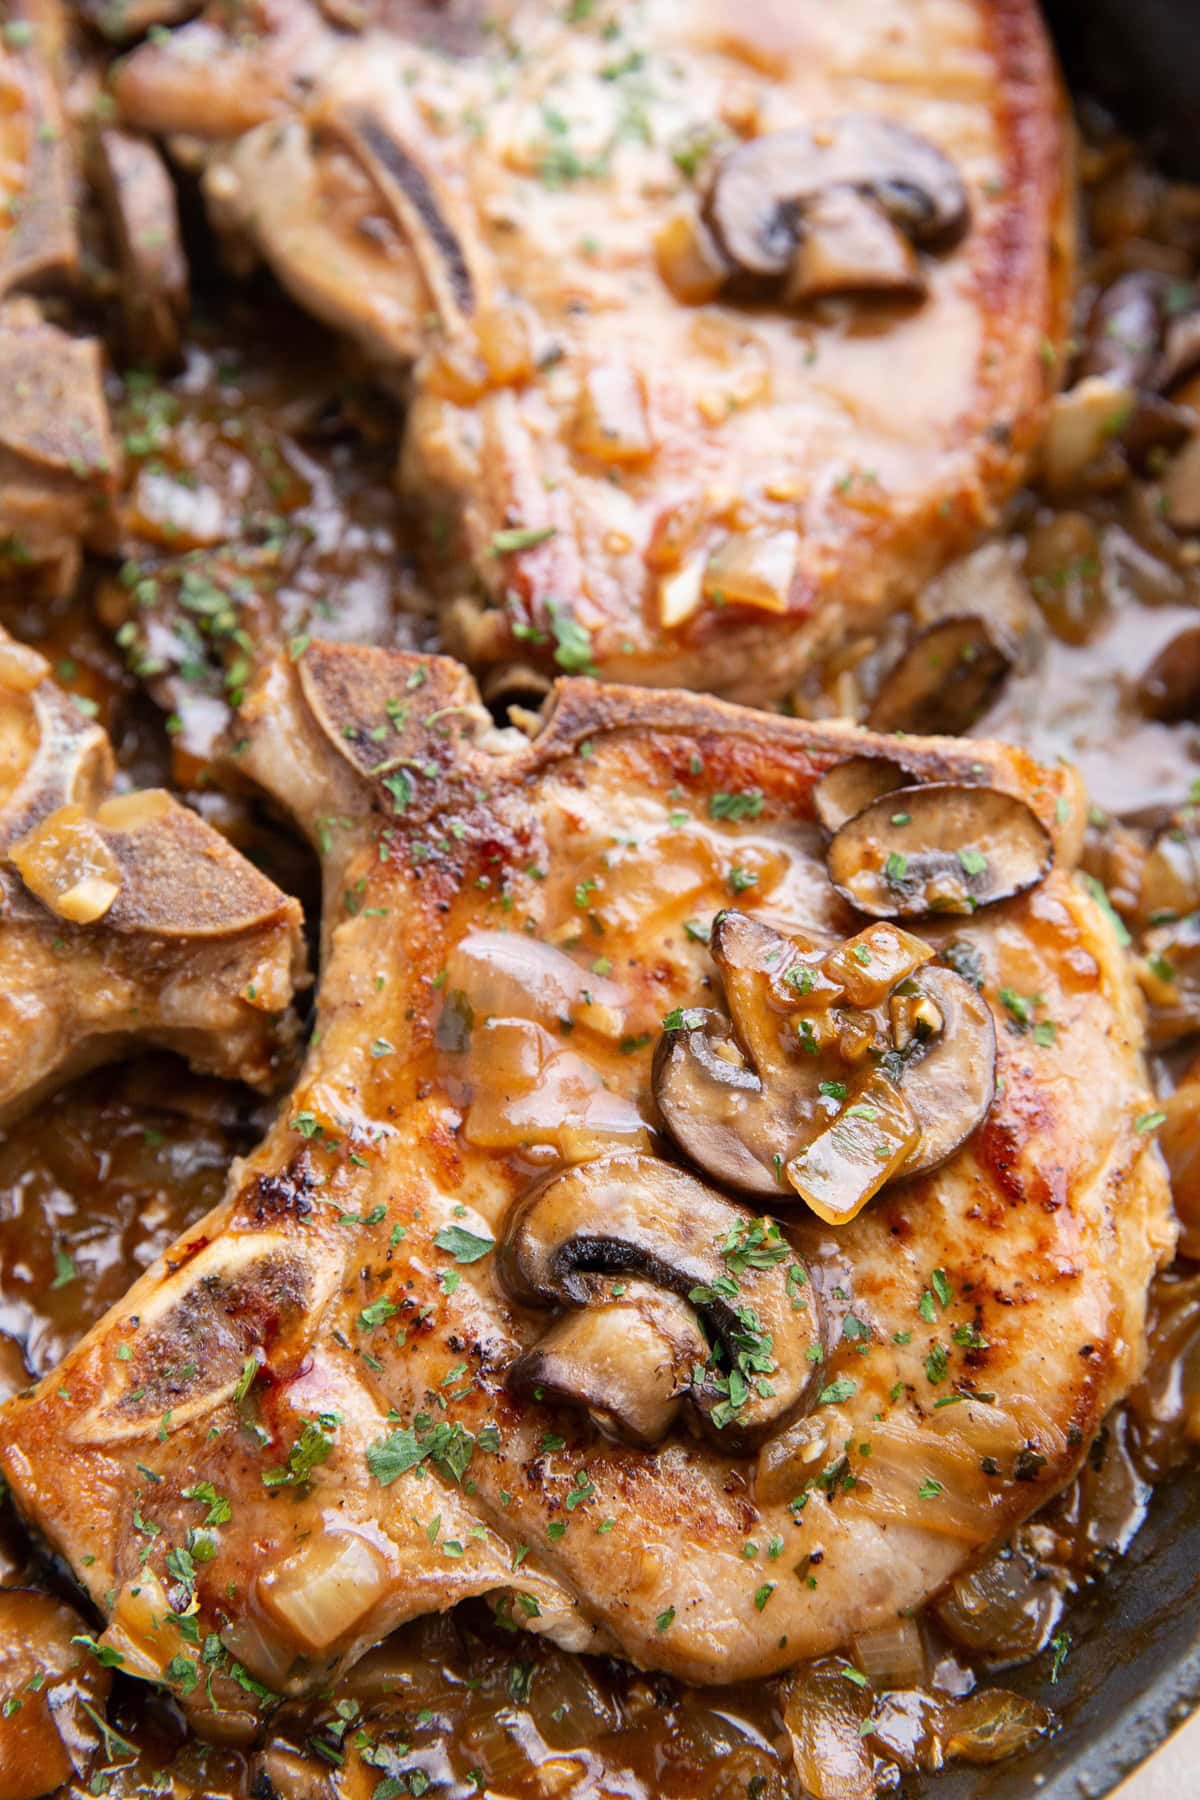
[499,1153,821,1450]
[895,965,997,1176]
[705,115,969,280]
[867,616,1013,737]
[827,782,1053,919]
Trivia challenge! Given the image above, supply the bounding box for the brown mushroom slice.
[784,186,925,305]
[785,1069,920,1224]
[892,966,996,1176]
[1139,914,1200,1047]
[827,783,1053,920]
[1156,307,1200,394]
[0,1588,113,1796]
[812,755,909,834]
[1138,814,1200,922]
[653,1008,785,1198]
[1136,625,1200,722]
[1162,433,1200,533]
[92,129,189,369]
[506,1276,707,1448]
[704,115,968,282]
[866,616,1013,736]
[500,1153,821,1449]
[1077,271,1166,388]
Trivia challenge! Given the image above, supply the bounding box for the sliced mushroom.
[812,755,908,834]
[895,965,996,1175]
[653,912,996,1219]
[1138,913,1200,1046]
[92,129,189,369]
[1156,306,1200,394]
[1136,625,1200,722]
[1162,433,1200,532]
[784,185,925,305]
[1077,271,1167,388]
[827,783,1052,920]
[866,617,1013,736]
[1138,811,1200,922]
[506,1275,707,1448]
[500,1153,821,1450]
[704,116,968,293]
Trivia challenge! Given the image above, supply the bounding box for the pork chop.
[0,645,1171,1722]
[0,625,304,1121]
[112,0,1072,704]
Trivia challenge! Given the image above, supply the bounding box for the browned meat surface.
[111,0,1072,703]
[0,626,304,1122]
[0,646,1171,1722]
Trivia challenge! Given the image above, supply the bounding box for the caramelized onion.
[10,804,122,924]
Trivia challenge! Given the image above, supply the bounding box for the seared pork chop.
[0,626,304,1121]
[0,647,1171,1718]
[113,0,1071,704]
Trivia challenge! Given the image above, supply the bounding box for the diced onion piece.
[259,1531,390,1653]
[781,1659,875,1800]
[103,1570,182,1681]
[95,788,173,829]
[852,1616,927,1689]
[935,1541,1067,1659]
[573,362,655,466]
[474,305,534,386]
[786,1072,919,1223]
[447,930,627,1040]
[1039,374,1131,494]
[654,208,729,304]
[0,637,48,693]
[847,1421,1004,1544]
[658,555,706,629]
[821,923,933,1008]
[943,1690,1051,1764]
[755,1414,830,1503]
[465,1018,650,1158]
[10,804,122,924]
[702,530,797,614]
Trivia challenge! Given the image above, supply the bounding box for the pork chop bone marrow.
[0,646,1171,1707]
[0,625,305,1122]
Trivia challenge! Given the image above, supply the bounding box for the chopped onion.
[0,637,48,693]
[846,1422,1004,1544]
[11,804,123,924]
[702,530,797,615]
[943,1689,1050,1763]
[95,788,173,829]
[448,930,627,1041]
[573,362,654,466]
[852,1617,927,1689]
[259,1530,390,1652]
[781,1660,876,1800]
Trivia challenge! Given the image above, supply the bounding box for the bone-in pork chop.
[0,626,304,1122]
[113,0,1072,703]
[0,647,1171,1722]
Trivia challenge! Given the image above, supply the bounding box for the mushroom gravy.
[0,57,1199,1800]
